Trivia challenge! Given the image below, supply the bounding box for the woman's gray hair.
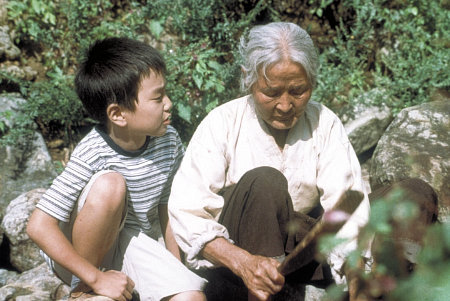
[239,22,319,93]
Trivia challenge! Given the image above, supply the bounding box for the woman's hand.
[202,237,285,301]
[238,255,285,300]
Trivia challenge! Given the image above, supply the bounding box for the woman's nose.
[276,94,292,112]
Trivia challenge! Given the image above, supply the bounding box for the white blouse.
[168,95,370,280]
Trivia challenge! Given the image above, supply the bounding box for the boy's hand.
[92,270,135,301]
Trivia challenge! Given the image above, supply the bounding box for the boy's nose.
[164,96,172,111]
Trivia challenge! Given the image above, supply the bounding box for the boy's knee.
[163,291,206,301]
[87,171,127,211]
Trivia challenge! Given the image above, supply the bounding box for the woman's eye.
[263,90,279,98]
[290,88,307,96]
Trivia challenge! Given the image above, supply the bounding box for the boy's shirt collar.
[95,125,151,157]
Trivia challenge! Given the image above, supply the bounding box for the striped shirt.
[37,125,184,234]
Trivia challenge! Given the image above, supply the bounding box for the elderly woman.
[168,22,370,300]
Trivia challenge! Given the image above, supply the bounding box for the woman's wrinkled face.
[251,60,312,130]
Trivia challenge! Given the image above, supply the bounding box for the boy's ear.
[106,103,127,127]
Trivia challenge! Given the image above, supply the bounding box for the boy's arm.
[158,204,182,261]
[27,208,134,301]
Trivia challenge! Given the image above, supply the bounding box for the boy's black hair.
[75,37,166,124]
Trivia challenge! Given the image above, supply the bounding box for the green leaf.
[205,99,218,113]
[31,0,41,14]
[149,20,164,39]
[176,103,191,123]
[196,60,207,72]
[192,73,203,89]
[317,8,323,17]
[0,120,7,133]
[207,60,222,71]
[215,82,225,93]
[45,12,56,25]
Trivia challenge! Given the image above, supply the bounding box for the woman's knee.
[242,166,288,191]
[239,166,291,211]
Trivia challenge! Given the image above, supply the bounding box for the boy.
[27,37,206,301]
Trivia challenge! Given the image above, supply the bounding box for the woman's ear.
[240,66,246,76]
[107,103,127,127]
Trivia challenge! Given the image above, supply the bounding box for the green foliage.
[0,72,85,146]
[163,40,240,141]
[0,111,11,135]
[314,0,450,115]
[389,223,450,301]
[308,0,334,17]
[2,0,448,147]
[3,0,273,145]
[319,188,450,300]
[7,0,56,44]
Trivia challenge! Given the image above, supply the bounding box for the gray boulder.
[0,269,19,287]
[0,0,7,25]
[0,25,20,60]
[1,189,46,272]
[0,262,70,301]
[370,100,450,222]
[0,94,57,226]
[342,89,394,155]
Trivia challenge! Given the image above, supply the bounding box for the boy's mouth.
[163,115,171,125]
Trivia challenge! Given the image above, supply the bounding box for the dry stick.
[278,190,364,276]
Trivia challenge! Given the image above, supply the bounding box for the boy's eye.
[153,93,165,102]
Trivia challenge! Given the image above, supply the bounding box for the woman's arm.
[202,237,284,300]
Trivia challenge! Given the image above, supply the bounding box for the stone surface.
[3,64,38,81]
[1,189,46,272]
[0,262,70,301]
[370,100,450,222]
[342,89,394,155]
[0,25,20,60]
[0,94,57,226]
[344,104,393,155]
[0,268,18,287]
[0,0,7,25]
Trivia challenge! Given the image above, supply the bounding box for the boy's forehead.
[139,71,165,92]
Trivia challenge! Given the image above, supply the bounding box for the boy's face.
[125,71,172,137]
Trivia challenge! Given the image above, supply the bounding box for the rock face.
[0,0,7,25]
[0,263,70,301]
[1,189,46,272]
[344,104,393,155]
[0,94,58,225]
[0,268,18,287]
[0,25,20,61]
[370,100,450,222]
[342,89,394,156]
